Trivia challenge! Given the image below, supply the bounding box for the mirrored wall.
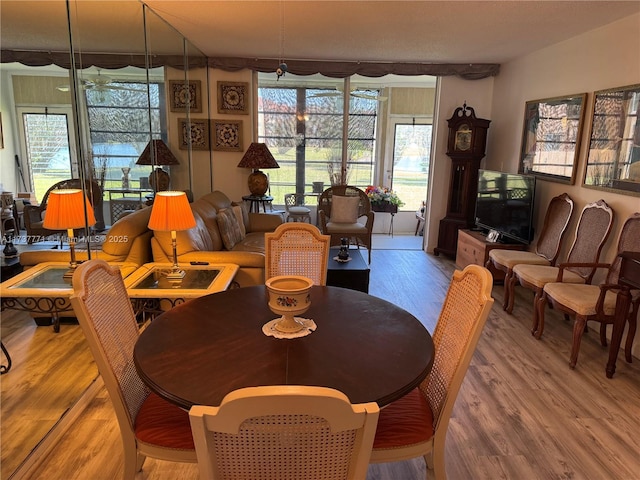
[0,1,209,477]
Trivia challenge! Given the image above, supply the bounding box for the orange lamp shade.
[42,189,96,229]
[148,191,196,231]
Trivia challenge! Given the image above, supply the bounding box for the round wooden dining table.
[134,285,435,410]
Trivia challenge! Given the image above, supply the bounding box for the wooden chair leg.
[570,315,587,369]
[533,292,547,339]
[502,269,512,311]
[506,273,518,314]
[600,323,608,347]
[624,303,638,363]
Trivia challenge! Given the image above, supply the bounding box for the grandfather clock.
[434,103,490,257]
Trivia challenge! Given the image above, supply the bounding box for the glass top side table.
[125,262,240,319]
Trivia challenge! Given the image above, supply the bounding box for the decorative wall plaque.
[212,120,243,151]
[178,118,209,150]
[169,80,202,113]
[217,81,249,114]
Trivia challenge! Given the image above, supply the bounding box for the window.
[18,108,75,203]
[390,122,432,210]
[84,80,165,192]
[257,75,378,203]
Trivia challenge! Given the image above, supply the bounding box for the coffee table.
[124,262,239,318]
[326,247,370,293]
[0,261,137,332]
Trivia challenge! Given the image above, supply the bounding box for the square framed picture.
[169,80,202,113]
[217,81,249,114]
[178,118,209,150]
[212,120,243,151]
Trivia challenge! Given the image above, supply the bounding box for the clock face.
[455,125,472,152]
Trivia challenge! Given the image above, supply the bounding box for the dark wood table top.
[134,285,434,409]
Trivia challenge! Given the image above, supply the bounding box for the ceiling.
[1,1,639,66]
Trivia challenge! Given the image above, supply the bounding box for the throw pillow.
[231,204,246,237]
[331,195,360,223]
[216,208,245,250]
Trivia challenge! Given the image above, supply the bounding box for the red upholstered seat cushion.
[373,387,434,449]
[134,393,195,450]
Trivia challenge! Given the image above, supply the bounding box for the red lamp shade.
[148,191,196,232]
[43,189,96,229]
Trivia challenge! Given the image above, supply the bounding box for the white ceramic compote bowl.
[265,275,313,333]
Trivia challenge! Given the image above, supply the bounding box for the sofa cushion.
[101,206,152,257]
[217,208,245,250]
[331,195,360,223]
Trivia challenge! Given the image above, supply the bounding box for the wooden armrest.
[556,262,611,281]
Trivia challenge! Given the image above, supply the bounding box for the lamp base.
[166,267,185,287]
[149,168,171,192]
[248,170,269,196]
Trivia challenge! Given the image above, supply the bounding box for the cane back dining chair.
[514,199,614,339]
[540,212,640,369]
[284,193,312,223]
[265,222,331,285]
[189,385,380,480]
[70,260,196,479]
[487,193,574,312]
[369,264,494,480]
[318,185,374,263]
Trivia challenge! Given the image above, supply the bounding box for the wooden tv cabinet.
[455,229,527,282]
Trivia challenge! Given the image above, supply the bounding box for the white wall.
[488,12,640,357]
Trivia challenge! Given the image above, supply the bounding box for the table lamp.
[42,189,96,281]
[237,142,279,196]
[136,139,180,193]
[147,191,196,286]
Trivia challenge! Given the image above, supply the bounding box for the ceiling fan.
[57,70,145,93]
[310,85,388,101]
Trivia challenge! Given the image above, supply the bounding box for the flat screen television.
[474,169,536,244]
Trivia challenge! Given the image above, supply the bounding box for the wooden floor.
[5,250,640,479]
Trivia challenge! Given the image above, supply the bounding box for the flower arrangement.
[364,186,404,206]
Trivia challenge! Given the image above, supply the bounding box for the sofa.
[151,191,283,286]
[19,206,153,278]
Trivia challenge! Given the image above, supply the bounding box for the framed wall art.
[518,93,587,184]
[583,84,640,197]
[178,118,209,150]
[217,81,249,114]
[212,120,243,151]
[169,80,202,113]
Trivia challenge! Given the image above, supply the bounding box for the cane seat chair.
[265,223,330,285]
[24,178,104,242]
[540,213,640,369]
[70,260,196,479]
[284,193,312,223]
[487,193,574,312]
[369,264,494,479]
[189,385,379,480]
[514,199,614,339]
[318,185,374,263]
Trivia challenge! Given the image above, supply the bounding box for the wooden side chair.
[487,193,574,312]
[265,222,330,286]
[284,193,312,223]
[369,264,494,479]
[540,212,640,369]
[318,185,374,263]
[189,385,379,480]
[514,199,614,339]
[70,260,196,479]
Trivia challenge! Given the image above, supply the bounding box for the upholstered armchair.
[318,185,374,263]
[23,179,104,242]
